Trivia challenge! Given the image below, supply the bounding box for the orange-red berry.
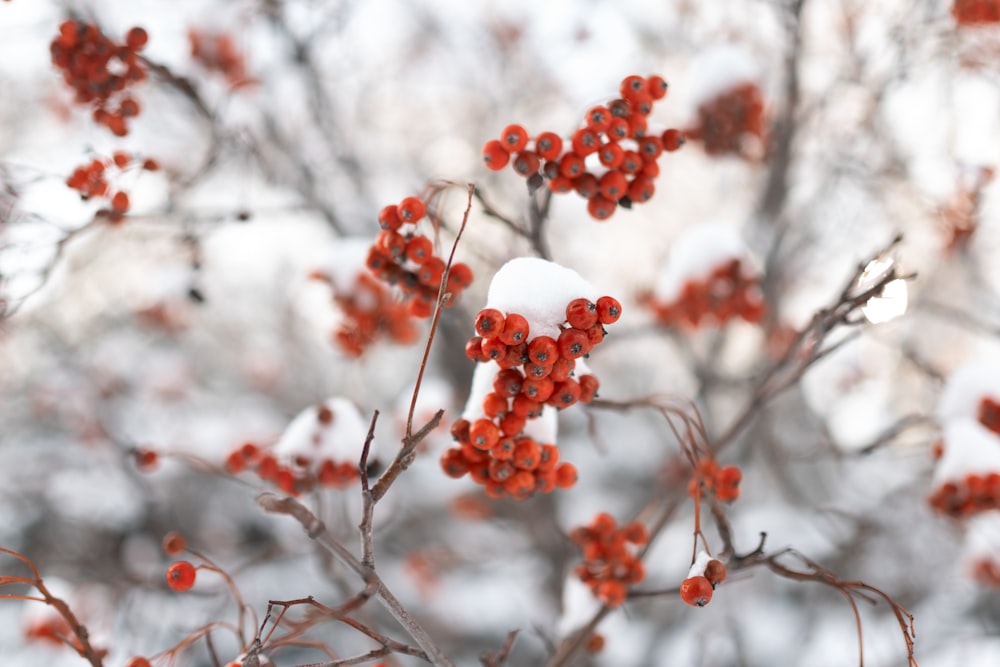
[166,561,197,591]
[680,575,713,607]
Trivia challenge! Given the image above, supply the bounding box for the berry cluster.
[482,74,684,221]
[979,396,1000,435]
[647,258,765,328]
[953,0,1000,24]
[188,28,253,88]
[679,552,728,607]
[312,270,419,357]
[65,152,159,223]
[686,82,766,159]
[223,439,358,497]
[688,458,742,503]
[569,512,648,607]
[927,472,1000,517]
[50,21,148,136]
[367,195,474,318]
[440,297,621,499]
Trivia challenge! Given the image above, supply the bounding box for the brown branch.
[257,494,454,667]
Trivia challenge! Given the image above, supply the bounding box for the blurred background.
[2,0,1000,665]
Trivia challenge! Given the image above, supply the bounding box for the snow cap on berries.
[486,257,600,341]
[653,221,754,304]
[274,397,372,462]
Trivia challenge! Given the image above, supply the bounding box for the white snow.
[652,221,752,303]
[687,549,713,578]
[936,357,1000,424]
[485,257,600,342]
[688,45,761,106]
[311,237,372,297]
[273,397,373,463]
[932,419,1000,486]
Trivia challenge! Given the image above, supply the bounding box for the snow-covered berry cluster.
[482,74,685,221]
[952,0,1000,25]
[929,361,1000,517]
[65,152,158,223]
[50,21,148,136]
[688,458,742,503]
[440,258,620,499]
[224,398,370,496]
[367,195,474,317]
[312,238,421,357]
[645,221,765,328]
[687,81,766,159]
[679,550,728,607]
[569,512,648,607]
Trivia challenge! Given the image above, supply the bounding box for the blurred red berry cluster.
[953,0,1000,24]
[570,512,648,607]
[367,195,474,318]
[686,82,766,159]
[188,28,253,88]
[224,439,358,497]
[688,458,742,503]
[65,152,158,223]
[646,257,765,328]
[482,74,684,221]
[50,21,148,136]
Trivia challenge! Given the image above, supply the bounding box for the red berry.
[417,256,446,286]
[166,561,197,591]
[620,74,647,99]
[596,296,622,324]
[705,559,727,587]
[598,142,624,169]
[638,136,663,160]
[440,448,469,478]
[558,328,590,359]
[512,150,540,177]
[521,376,555,402]
[528,335,559,365]
[647,74,669,99]
[378,204,402,231]
[549,378,581,408]
[662,128,685,151]
[559,153,586,178]
[498,313,529,345]
[535,131,563,160]
[587,194,616,221]
[578,374,600,402]
[469,418,500,450]
[404,234,433,264]
[474,308,506,337]
[111,191,130,213]
[627,175,655,203]
[607,117,630,141]
[586,106,611,133]
[548,175,574,194]
[398,196,426,223]
[126,27,149,50]
[573,173,600,198]
[571,128,600,156]
[125,658,153,667]
[493,368,524,397]
[555,461,578,488]
[500,124,529,152]
[566,298,599,330]
[599,170,628,200]
[679,575,713,607]
[162,531,186,556]
[482,139,511,170]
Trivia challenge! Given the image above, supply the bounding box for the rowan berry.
[627,175,655,203]
[559,153,586,178]
[597,170,626,200]
[548,175,573,194]
[704,559,727,587]
[450,418,471,443]
[512,150,540,177]
[482,139,510,170]
[162,531,186,556]
[404,234,433,264]
[578,374,600,402]
[488,459,515,482]
[475,308,506,337]
[528,335,559,365]
[499,411,526,437]
[607,117,630,141]
[113,151,131,168]
[521,376,555,402]
[483,391,509,419]
[549,378,582,408]
[597,142,625,169]
[111,191,130,213]
[620,74,647,99]
[447,262,474,288]
[558,327,591,359]
[571,128,600,156]
[398,196,426,223]
[417,256,446,286]
[586,324,606,345]
[638,135,663,160]
[166,561,197,591]
[469,418,501,450]
[555,461,578,487]
[535,131,563,160]
[620,150,643,174]
[498,313,529,345]
[513,438,541,470]
[596,580,626,607]
[480,336,507,361]
[573,173,600,198]
[125,658,153,667]
[662,128,684,151]
[565,298,598,330]
[680,575,713,607]
[647,74,669,99]
[596,296,622,324]
[493,368,524,396]
[549,356,574,383]
[586,105,612,133]
[587,194,616,220]
[511,394,543,418]
[500,124,529,152]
